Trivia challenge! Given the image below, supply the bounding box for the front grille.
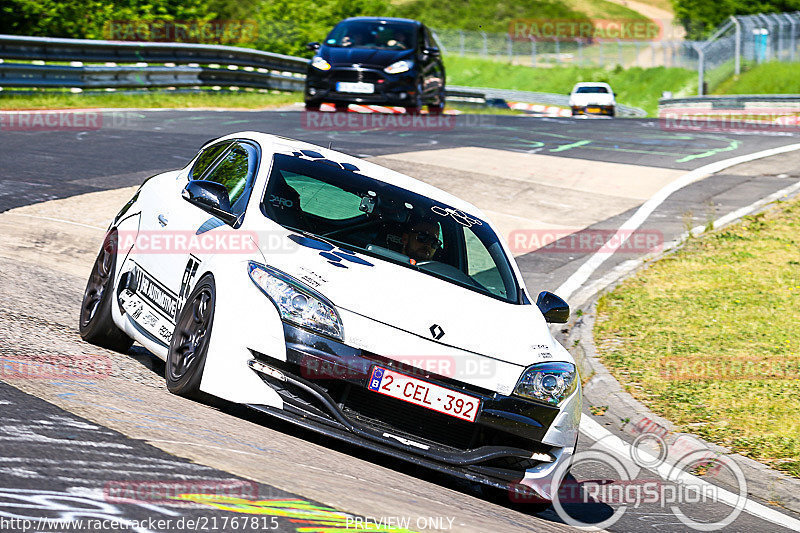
[330,69,384,84]
[343,386,478,449]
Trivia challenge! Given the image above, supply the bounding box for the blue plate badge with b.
[367,367,384,391]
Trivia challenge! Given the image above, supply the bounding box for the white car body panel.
[103,131,581,500]
[569,81,616,107]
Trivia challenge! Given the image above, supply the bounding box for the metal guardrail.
[0,34,308,73]
[0,62,304,91]
[0,34,647,116]
[660,94,800,110]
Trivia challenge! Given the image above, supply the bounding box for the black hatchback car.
[304,17,446,114]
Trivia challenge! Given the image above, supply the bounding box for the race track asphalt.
[1,110,799,532]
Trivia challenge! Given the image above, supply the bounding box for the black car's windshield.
[262,154,520,303]
[575,86,609,93]
[324,20,416,50]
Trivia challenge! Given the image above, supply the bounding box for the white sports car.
[79,132,581,504]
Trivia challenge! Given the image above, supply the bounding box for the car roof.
[340,16,422,26]
[210,131,485,219]
[572,81,612,88]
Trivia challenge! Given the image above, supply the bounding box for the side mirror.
[307,42,321,51]
[424,47,440,57]
[182,180,237,225]
[536,291,570,323]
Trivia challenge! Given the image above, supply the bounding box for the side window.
[201,143,257,217]
[463,226,508,299]
[189,142,230,180]
[416,27,425,53]
[281,172,362,220]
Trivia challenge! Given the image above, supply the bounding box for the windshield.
[575,86,609,94]
[324,20,416,50]
[262,154,520,303]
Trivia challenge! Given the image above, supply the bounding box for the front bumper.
[305,66,418,106]
[571,105,615,116]
[247,323,578,494]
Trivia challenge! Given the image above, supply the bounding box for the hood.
[321,46,414,68]
[256,231,562,367]
[570,93,615,106]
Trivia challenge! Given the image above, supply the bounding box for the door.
[120,140,258,347]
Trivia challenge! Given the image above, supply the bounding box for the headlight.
[514,362,577,406]
[248,262,343,340]
[384,60,412,74]
[311,56,331,71]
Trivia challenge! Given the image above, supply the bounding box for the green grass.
[444,56,696,115]
[0,89,525,115]
[0,90,298,110]
[595,197,800,478]
[714,61,800,95]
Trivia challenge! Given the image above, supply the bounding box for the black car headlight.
[248,261,343,340]
[514,362,577,406]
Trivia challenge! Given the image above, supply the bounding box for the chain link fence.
[695,12,800,95]
[431,27,696,69]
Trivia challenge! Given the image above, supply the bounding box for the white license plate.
[336,81,374,94]
[366,366,481,422]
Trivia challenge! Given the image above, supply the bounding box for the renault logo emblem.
[429,324,444,340]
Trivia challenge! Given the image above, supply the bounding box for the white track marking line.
[6,212,105,231]
[557,142,800,300]
[571,143,800,529]
[569,179,800,308]
[581,417,800,530]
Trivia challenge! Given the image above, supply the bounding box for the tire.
[428,89,445,115]
[79,230,133,353]
[304,102,321,111]
[166,274,216,398]
[406,82,424,114]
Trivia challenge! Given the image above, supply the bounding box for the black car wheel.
[166,275,216,398]
[406,82,424,115]
[79,230,133,353]
[428,89,445,115]
[304,101,321,111]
